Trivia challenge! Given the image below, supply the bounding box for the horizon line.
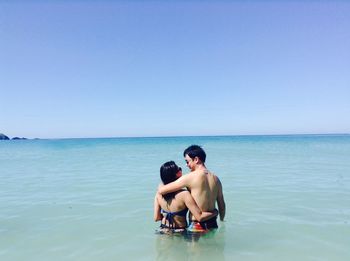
[2,132,350,140]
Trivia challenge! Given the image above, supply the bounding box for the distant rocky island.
[0,133,28,140]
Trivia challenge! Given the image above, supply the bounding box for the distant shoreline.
[0,133,30,140]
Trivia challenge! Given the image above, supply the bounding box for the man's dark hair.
[183,145,206,163]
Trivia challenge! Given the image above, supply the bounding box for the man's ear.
[194,156,199,164]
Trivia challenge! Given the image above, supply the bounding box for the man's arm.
[216,178,226,221]
[182,191,218,222]
[158,174,190,195]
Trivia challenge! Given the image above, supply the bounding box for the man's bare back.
[186,170,218,208]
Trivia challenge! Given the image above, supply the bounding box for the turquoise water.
[1,135,349,260]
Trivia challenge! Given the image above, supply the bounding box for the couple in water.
[154,145,226,234]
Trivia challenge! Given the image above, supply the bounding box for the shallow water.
[1,135,349,260]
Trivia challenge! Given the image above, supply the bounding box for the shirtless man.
[158,145,226,231]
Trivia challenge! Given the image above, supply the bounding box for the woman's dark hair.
[160,161,181,201]
[183,144,206,163]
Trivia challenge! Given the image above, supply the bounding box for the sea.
[0,135,349,260]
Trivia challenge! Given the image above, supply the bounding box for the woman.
[154,161,217,233]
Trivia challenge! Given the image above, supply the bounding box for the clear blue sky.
[1,1,349,139]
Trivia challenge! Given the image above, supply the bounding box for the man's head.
[183,145,206,170]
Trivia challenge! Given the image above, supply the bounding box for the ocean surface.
[0,135,349,260]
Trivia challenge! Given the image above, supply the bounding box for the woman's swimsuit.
[160,208,188,230]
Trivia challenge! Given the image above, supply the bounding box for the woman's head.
[160,161,182,185]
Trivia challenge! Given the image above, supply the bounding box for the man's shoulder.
[181,171,201,187]
[207,171,221,184]
[188,170,206,179]
[186,170,200,177]
[210,172,219,179]
[202,169,219,179]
